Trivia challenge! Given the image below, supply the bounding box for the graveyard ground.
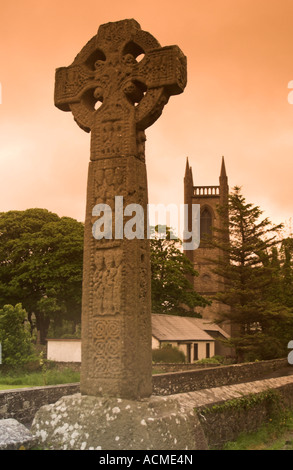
[221,410,293,450]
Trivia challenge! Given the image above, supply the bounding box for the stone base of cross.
[31,393,208,450]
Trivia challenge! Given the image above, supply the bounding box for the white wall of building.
[176,341,215,362]
[47,338,215,363]
[152,336,160,349]
[47,339,81,362]
[151,338,215,362]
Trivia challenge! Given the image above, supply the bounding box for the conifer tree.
[210,186,293,361]
[281,238,293,310]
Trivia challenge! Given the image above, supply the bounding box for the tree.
[150,225,210,316]
[280,237,293,310]
[0,209,84,343]
[0,304,34,366]
[210,186,293,361]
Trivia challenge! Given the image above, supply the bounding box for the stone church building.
[184,156,232,348]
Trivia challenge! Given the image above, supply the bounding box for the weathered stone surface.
[152,358,291,395]
[0,383,80,425]
[54,19,187,149]
[31,393,208,450]
[177,375,293,449]
[0,419,37,450]
[80,155,152,399]
[54,19,187,399]
[173,375,293,409]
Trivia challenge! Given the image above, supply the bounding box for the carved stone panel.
[80,156,152,398]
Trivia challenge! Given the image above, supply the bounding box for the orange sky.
[1,0,293,236]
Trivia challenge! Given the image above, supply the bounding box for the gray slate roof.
[151,314,230,342]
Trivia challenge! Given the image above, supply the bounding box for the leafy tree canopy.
[0,209,84,343]
[150,225,210,316]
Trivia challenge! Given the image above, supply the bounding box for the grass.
[0,366,178,388]
[0,367,80,390]
[221,411,293,450]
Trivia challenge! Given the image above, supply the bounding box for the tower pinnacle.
[220,156,227,179]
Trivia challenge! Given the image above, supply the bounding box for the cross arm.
[135,45,187,96]
[54,65,95,111]
[134,45,187,130]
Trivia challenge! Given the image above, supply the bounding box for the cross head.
[54,19,187,160]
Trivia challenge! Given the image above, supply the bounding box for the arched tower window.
[200,207,213,241]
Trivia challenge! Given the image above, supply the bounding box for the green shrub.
[195,355,225,365]
[0,304,36,367]
[152,344,186,363]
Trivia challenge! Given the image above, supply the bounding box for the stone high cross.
[55,19,187,399]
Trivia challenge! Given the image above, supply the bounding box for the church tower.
[184,157,230,333]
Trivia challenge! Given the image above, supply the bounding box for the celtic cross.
[54,19,187,399]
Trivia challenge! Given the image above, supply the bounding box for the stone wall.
[0,384,79,426]
[152,358,289,395]
[153,362,221,373]
[0,358,290,426]
[189,375,293,448]
[49,361,220,374]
